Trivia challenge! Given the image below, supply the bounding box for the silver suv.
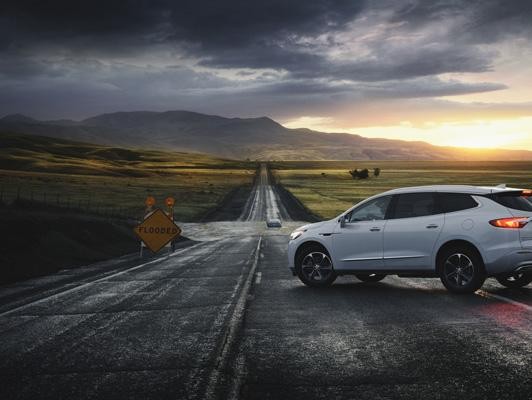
[288,185,532,293]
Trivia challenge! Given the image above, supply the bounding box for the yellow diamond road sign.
[134,209,182,253]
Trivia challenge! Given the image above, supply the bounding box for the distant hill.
[1,110,530,160]
[0,131,247,177]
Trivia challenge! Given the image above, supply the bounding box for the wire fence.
[0,186,142,221]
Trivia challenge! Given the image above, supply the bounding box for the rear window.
[438,193,478,213]
[489,192,532,212]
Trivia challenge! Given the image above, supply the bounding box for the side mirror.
[339,216,347,228]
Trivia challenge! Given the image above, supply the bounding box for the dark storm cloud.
[390,0,532,42]
[1,0,531,119]
[252,77,506,98]
[1,1,166,48]
[1,0,364,51]
[291,45,495,82]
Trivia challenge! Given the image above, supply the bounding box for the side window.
[391,193,437,219]
[348,196,391,222]
[438,193,478,213]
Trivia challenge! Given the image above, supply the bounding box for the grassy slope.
[0,131,256,284]
[271,160,532,220]
[0,131,256,221]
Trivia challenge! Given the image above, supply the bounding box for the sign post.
[165,197,176,251]
[135,197,181,256]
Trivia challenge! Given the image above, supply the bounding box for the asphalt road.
[0,165,531,399]
[240,163,290,222]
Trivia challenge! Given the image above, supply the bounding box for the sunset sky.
[1,1,532,150]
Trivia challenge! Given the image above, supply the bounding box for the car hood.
[296,219,336,233]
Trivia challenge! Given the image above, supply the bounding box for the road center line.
[203,236,262,400]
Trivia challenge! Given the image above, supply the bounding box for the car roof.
[381,184,524,196]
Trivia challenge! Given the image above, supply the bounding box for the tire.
[296,244,337,287]
[356,273,386,282]
[496,273,532,288]
[438,245,486,294]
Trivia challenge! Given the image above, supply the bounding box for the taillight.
[489,217,529,229]
[522,189,532,196]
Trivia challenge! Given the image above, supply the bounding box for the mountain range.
[0,111,530,160]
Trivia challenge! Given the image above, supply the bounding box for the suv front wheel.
[438,245,486,294]
[296,245,337,287]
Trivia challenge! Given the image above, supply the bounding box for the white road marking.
[0,241,206,318]
[240,163,290,222]
[204,236,262,400]
[255,272,262,284]
[475,290,532,312]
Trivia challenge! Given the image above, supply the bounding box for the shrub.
[349,168,369,179]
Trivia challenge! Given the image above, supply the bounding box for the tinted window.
[391,193,437,219]
[489,193,532,212]
[348,196,392,222]
[438,193,478,213]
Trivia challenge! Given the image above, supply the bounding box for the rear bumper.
[485,249,532,276]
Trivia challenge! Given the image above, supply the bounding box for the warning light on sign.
[145,196,156,207]
[165,197,175,207]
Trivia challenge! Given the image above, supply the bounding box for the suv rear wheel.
[438,245,486,294]
[296,244,337,287]
[496,273,532,288]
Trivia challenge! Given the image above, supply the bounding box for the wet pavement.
[0,165,530,399]
[238,235,531,400]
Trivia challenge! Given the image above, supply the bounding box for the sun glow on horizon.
[283,116,532,151]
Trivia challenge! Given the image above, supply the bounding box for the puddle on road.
[175,221,306,241]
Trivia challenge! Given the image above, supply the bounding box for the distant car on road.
[288,185,532,293]
[267,218,282,228]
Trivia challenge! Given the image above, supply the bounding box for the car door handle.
[426,224,439,229]
[370,227,381,232]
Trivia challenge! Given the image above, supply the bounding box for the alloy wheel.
[301,252,333,282]
[444,253,475,287]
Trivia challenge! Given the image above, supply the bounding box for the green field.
[271,161,532,220]
[0,132,256,221]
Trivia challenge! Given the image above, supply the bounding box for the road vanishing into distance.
[0,165,531,400]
